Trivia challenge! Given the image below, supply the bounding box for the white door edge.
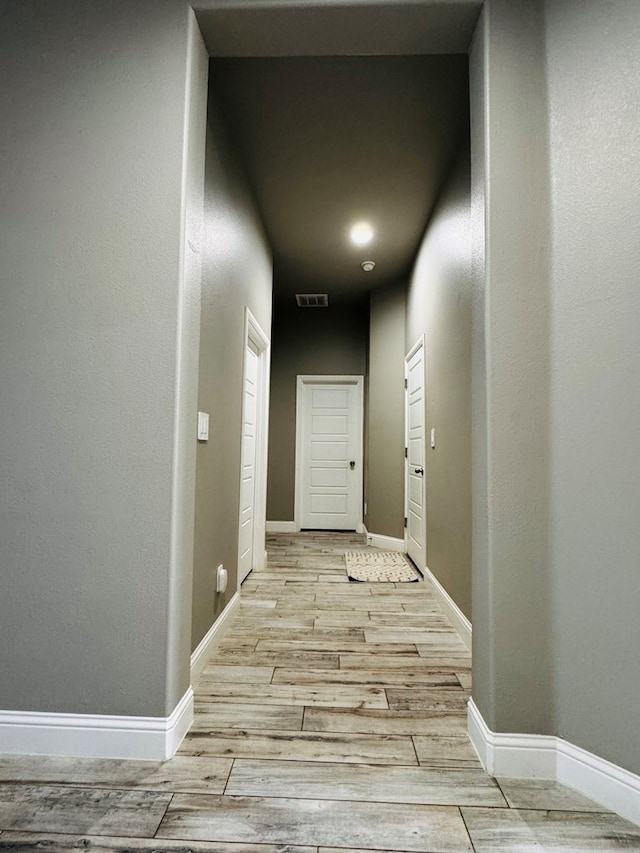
[404,335,427,570]
[237,308,270,590]
[294,375,364,532]
[406,335,424,363]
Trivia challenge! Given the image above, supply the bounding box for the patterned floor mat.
[344,550,420,582]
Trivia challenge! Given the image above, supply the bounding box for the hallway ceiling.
[211,55,469,303]
[197,2,481,58]
[198,2,477,305]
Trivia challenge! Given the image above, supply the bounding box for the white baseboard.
[0,687,193,761]
[190,591,240,684]
[557,739,640,826]
[467,698,556,777]
[165,688,194,758]
[266,521,298,533]
[365,530,406,553]
[422,563,472,649]
[468,698,640,826]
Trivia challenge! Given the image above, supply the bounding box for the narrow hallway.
[0,533,639,851]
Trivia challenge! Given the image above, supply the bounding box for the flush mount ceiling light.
[361,261,376,272]
[350,221,374,246]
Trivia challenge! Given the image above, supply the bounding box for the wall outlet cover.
[197,411,209,441]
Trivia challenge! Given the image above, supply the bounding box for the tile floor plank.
[157,794,473,853]
[197,665,275,684]
[496,778,607,812]
[412,657,471,671]
[180,729,418,765]
[461,806,640,852]
[319,849,446,853]
[412,735,481,767]
[195,683,389,709]
[243,630,368,644]
[364,629,465,646]
[0,832,315,853]
[272,668,460,688]
[189,703,303,731]
[339,654,456,670]
[226,759,506,806]
[320,848,444,853]
[274,609,372,622]
[303,708,468,736]
[258,642,420,655]
[366,617,454,628]
[228,617,316,631]
[205,651,341,670]
[0,784,170,837]
[310,599,410,612]
[386,688,469,711]
[0,756,232,795]
[313,615,374,627]
[416,645,470,660]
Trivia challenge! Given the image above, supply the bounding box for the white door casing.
[405,337,427,570]
[295,376,363,532]
[237,309,270,587]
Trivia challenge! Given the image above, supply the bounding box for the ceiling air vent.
[295,293,329,308]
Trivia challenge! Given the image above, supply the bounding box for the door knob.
[349,460,356,470]
[414,467,424,475]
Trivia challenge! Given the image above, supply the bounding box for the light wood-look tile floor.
[1,532,639,851]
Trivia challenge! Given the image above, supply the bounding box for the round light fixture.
[361,261,376,272]
[350,222,374,246]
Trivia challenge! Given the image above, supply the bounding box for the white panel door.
[405,340,426,570]
[238,341,259,584]
[298,379,362,531]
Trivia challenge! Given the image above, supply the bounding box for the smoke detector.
[361,261,376,272]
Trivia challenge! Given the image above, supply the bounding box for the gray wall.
[366,285,407,540]
[192,90,273,651]
[471,0,640,777]
[267,302,368,522]
[0,0,205,717]
[167,12,209,710]
[468,3,490,726]
[470,0,554,737]
[406,147,473,619]
[544,0,640,774]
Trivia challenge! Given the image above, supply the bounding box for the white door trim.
[404,335,427,567]
[237,308,271,590]
[294,375,364,532]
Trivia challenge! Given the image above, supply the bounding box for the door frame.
[237,307,271,589]
[404,335,427,568]
[294,375,364,533]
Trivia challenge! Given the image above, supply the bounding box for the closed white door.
[405,339,426,570]
[238,341,259,584]
[296,377,363,531]
[237,309,270,589]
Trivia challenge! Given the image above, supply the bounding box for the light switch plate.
[197,411,209,441]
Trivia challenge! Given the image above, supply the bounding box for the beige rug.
[344,550,420,583]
